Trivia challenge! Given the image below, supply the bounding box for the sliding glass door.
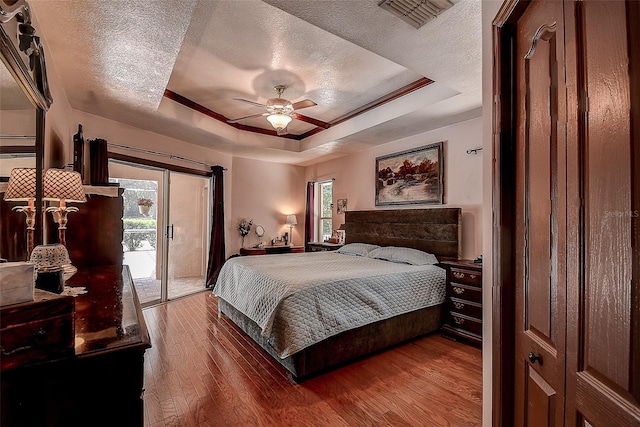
[165,172,209,300]
[110,161,209,306]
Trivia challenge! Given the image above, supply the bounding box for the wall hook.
[466,147,483,155]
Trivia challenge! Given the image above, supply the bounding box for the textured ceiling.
[26,0,483,166]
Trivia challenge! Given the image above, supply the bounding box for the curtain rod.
[310,177,335,183]
[0,135,36,139]
[107,142,227,170]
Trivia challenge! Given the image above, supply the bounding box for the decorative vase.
[241,235,245,248]
[138,205,150,216]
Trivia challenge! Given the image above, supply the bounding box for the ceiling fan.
[227,85,328,135]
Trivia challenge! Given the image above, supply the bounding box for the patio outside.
[110,171,208,305]
[124,244,205,303]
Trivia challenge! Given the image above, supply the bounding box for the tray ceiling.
[29,0,482,165]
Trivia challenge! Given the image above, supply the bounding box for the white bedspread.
[213,251,446,358]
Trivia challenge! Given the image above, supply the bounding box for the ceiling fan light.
[267,113,292,130]
[267,98,294,115]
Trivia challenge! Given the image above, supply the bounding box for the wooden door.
[564,1,640,425]
[513,1,567,425]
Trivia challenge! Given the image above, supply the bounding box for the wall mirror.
[1,0,52,260]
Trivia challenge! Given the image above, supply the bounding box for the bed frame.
[219,208,462,381]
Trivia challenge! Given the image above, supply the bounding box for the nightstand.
[439,260,483,346]
[307,242,344,252]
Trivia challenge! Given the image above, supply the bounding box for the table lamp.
[3,168,37,257]
[286,214,297,246]
[43,169,86,247]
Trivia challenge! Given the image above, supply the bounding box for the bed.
[214,208,462,381]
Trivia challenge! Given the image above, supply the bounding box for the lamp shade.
[266,114,292,130]
[43,169,86,203]
[286,214,298,226]
[29,243,71,272]
[3,168,36,201]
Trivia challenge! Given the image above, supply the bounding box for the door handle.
[528,352,541,364]
[167,224,174,240]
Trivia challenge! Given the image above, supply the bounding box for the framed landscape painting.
[375,142,444,206]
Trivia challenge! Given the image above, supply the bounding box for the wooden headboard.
[344,208,462,259]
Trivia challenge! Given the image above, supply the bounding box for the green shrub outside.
[124,218,156,229]
[123,218,157,251]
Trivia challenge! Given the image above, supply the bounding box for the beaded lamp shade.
[29,243,71,272]
[3,168,37,201]
[43,169,86,203]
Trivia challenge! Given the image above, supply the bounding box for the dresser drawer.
[448,312,482,337]
[1,291,75,371]
[448,282,482,303]
[449,297,482,319]
[449,267,482,286]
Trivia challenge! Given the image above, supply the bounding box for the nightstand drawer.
[439,260,482,346]
[448,313,482,336]
[448,283,482,303]
[449,267,481,286]
[449,297,482,319]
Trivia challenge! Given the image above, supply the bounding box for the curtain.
[205,166,226,288]
[89,138,109,185]
[304,181,315,252]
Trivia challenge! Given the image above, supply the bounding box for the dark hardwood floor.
[142,291,482,426]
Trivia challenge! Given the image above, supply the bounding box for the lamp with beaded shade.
[3,168,38,257]
[43,169,86,247]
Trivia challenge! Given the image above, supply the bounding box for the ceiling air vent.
[378,0,454,29]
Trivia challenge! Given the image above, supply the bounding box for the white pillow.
[367,246,439,265]
[335,243,380,257]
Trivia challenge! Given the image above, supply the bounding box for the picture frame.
[336,198,347,214]
[375,141,444,206]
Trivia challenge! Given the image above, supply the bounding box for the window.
[318,180,333,241]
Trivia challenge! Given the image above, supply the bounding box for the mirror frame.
[1,0,52,251]
[255,225,265,238]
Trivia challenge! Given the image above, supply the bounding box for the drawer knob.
[453,316,465,325]
[453,272,465,280]
[528,352,541,364]
[470,274,477,280]
[0,328,46,356]
[453,301,465,310]
[453,286,465,295]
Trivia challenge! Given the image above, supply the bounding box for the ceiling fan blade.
[291,99,317,110]
[227,113,267,123]
[291,112,330,129]
[233,98,268,109]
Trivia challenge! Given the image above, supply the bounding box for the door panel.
[496,0,640,425]
[565,0,640,425]
[166,172,209,299]
[514,1,566,425]
[527,366,558,427]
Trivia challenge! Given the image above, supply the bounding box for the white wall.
[231,157,306,254]
[36,9,73,171]
[305,117,483,260]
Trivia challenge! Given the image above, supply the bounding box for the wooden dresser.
[1,265,150,427]
[439,260,483,346]
[46,186,125,269]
